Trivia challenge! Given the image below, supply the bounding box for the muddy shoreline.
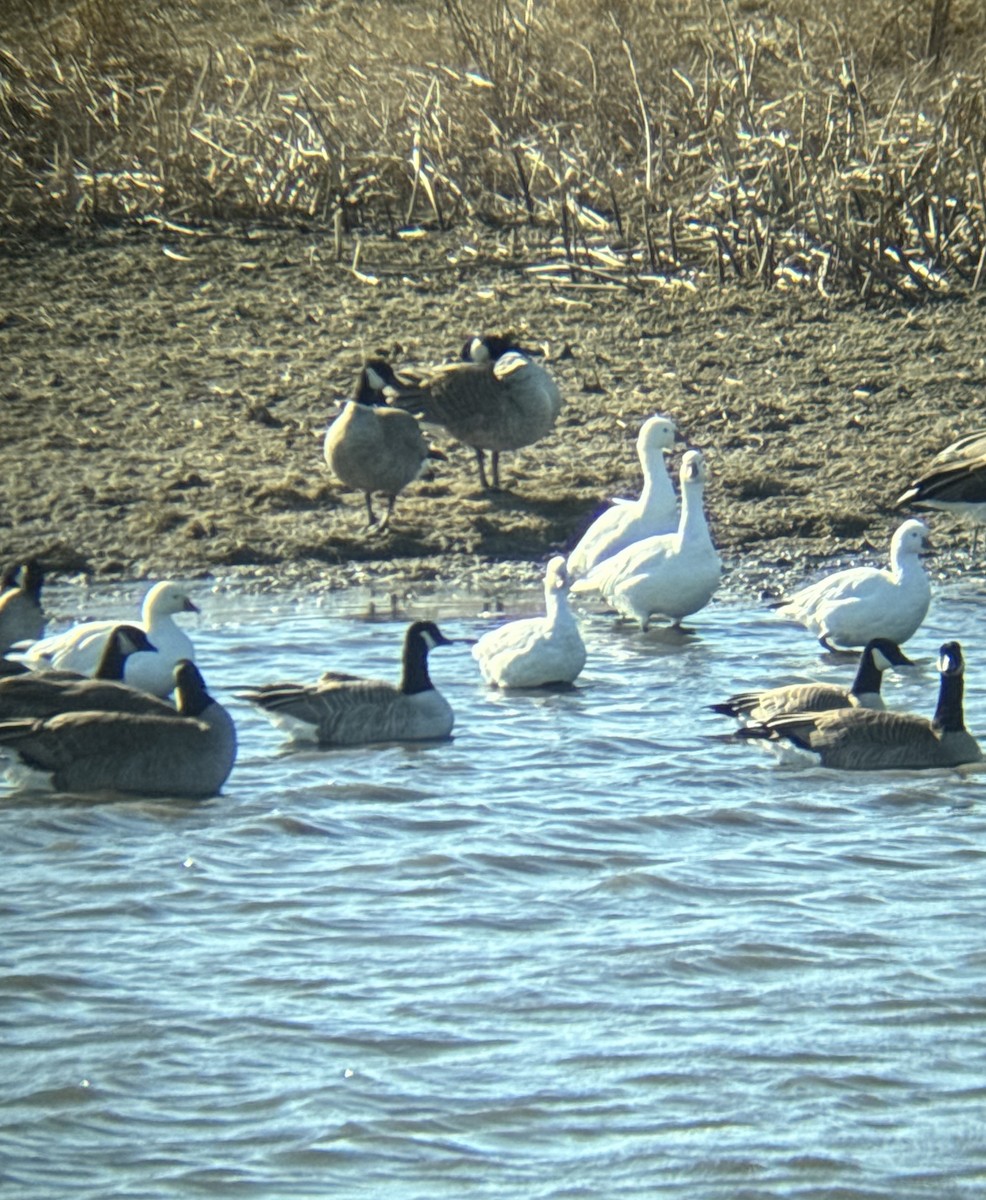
[1,225,984,600]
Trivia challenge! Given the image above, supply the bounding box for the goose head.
[142,581,200,621]
[679,449,708,491]
[937,641,964,678]
[1,560,44,598]
[462,334,527,364]
[356,359,404,407]
[932,640,970,738]
[400,621,463,694]
[543,555,572,597]
[95,624,159,681]
[16,560,45,599]
[95,624,157,680]
[408,620,460,652]
[638,414,679,464]
[113,624,157,657]
[891,518,931,561]
[173,659,213,717]
[865,637,912,672]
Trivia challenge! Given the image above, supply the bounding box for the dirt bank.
[1,225,984,598]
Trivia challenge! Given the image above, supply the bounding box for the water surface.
[3,579,986,1198]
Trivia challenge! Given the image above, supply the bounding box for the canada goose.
[324,360,444,530]
[897,429,986,550]
[0,560,45,656]
[0,625,182,719]
[393,334,562,490]
[0,660,237,798]
[473,556,586,688]
[238,620,463,745]
[775,520,931,651]
[710,637,912,724]
[24,580,199,697]
[571,450,721,630]
[737,642,982,770]
[567,414,681,580]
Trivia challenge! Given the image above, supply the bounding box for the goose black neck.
[94,633,130,681]
[22,563,44,602]
[852,648,884,697]
[400,631,434,696]
[354,377,386,408]
[933,669,966,734]
[177,679,213,718]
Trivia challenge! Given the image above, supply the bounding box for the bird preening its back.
[389,334,563,491]
[324,359,444,531]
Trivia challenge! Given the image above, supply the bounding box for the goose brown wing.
[0,674,177,720]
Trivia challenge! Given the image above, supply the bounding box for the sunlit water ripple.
[3,577,986,1199]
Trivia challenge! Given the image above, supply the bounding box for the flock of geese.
[1,331,986,797]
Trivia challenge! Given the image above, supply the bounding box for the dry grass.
[2,0,985,296]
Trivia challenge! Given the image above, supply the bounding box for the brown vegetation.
[2,0,986,297]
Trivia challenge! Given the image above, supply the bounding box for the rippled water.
[4,577,986,1199]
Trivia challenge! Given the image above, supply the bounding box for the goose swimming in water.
[238,620,463,746]
[566,414,681,580]
[736,641,982,771]
[571,450,721,631]
[473,556,586,688]
[324,360,444,531]
[0,660,237,797]
[23,580,199,698]
[710,637,912,725]
[392,334,562,491]
[775,520,931,651]
[0,625,183,719]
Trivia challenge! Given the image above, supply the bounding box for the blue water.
[3,577,986,1199]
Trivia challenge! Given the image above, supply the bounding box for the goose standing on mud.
[775,519,931,651]
[392,334,562,491]
[571,450,721,631]
[0,660,237,798]
[737,641,982,771]
[710,637,912,725]
[0,560,46,659]
[238,620,463,746]
[473,556,586,688]
[23,580,199,697]
[897,429,986,551]
[567,414,681,580]
[324,359,444,531]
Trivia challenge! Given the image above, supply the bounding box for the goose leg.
[475,448,491,490]
[491,451,502,491]
[364,493,377,527]
[379,495,396,532]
